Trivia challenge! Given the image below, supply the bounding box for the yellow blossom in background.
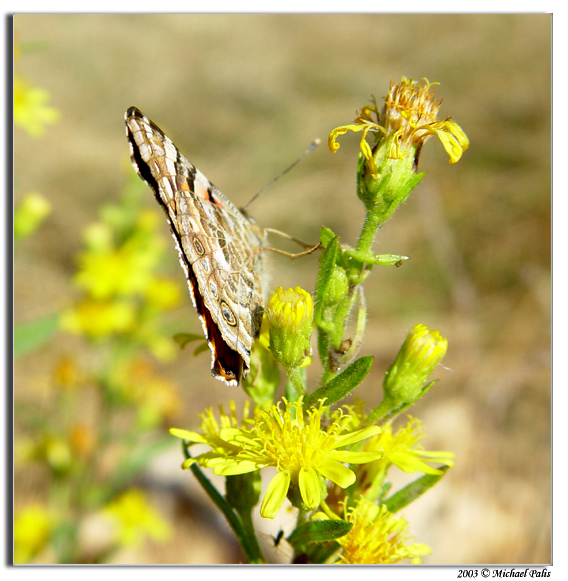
[102,489,171,548]
[14,505,54,563]
[114,358,182,426]
[61,199,182,357]
[53,355,84,390]
[60,298,137,339]
[143,277,182,311]
[14,76,59,137]
[335,498,431,564]
[69,423,97,460]
[14,192,52,240]
[171,398,382,519]
[74,238,160,300]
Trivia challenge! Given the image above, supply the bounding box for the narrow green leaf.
[173,332,205,349]
[383,466,450,513]
[14,313,60,358]
[193,342,210,357]
[113,434,176,489]
[307,355,374,407]
[181,442,266,564]
[286,519,352,550]
[319,226,337,249]
[306,540,341,564]
[314,234,339,324]
[345,250,410,267]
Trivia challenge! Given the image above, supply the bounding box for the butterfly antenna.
[242,138,321,211]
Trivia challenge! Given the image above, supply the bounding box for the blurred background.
[13,14,550,564]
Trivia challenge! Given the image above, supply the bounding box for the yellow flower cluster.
[334,498,432,564]
[171,398,382,519]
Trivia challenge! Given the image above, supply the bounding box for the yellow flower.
[329,77,468,178]
[14,504,54,564]
[102,489,171,548]
[14,76,59,137]
[143,277,182,311]
[383,77,469,163]
[335,498,431,564]
[171,398,383,519]
[74,240,159,300]
[60,298,137,338]
[359,417,455,492]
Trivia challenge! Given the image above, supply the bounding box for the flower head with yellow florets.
[333,498,432,564]
[171,398,383,519]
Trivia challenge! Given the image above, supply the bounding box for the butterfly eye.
[193,237,205,256]
[221,301,237,326]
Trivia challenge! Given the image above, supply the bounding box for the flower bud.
[265,286,313,373]
[383,324,447,407]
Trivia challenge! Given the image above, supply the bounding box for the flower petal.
[317,459,356,488]
[260,471,290,519]
[169,428,207,444]
[388,451,443,474]
[181,458,197,470]
[335,426,381,448]
[433,120,469,163]
[328,124,367,153]
[298,466,321,509]
[210,459,258,476]
[329,450,383,464]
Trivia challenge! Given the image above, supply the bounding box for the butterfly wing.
[125,106,265,386]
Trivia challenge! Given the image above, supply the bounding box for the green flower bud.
[323,266,349,306]
[383,324,448,408]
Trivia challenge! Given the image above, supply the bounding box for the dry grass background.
[14,14,551,564]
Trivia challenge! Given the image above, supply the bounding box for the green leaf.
[383,466,450,513]
[345,250,410,267]
[307,355,374,407]
[319,226,337,249]
[193,342,210,357]
[314,234,339,324]
[112,434,175,490]
[305,540,341,564]
[286,519,352,551]
[173,332,205,349]
[14,313,60,358]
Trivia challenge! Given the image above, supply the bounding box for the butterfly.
[125,107,266,386]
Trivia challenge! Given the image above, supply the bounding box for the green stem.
[365,396,409,426]
[182,442,265,564]
[236,507,264,562]
[355,205,385,259]
[286,367,307,402]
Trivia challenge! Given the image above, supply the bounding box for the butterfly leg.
[264,227,321,258]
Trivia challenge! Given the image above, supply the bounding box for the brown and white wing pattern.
[125,106,266,386]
